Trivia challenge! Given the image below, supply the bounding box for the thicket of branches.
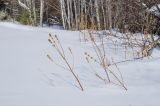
[60,0,160,34]
[0,0,160,35]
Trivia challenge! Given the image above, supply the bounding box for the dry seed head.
[47,54,53,62]
[90,56,96,62]
[54,35,59,40]
[49,34,54,40]
[48,39,52,44]
[52,44,56,47]
[50,36,54,41]
[55,35,57,38]
[52,40,56,44]
[85,52,91,58]
[49,33,52,37]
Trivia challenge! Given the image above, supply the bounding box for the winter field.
[0,22,160,106]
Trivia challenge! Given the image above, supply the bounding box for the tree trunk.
[95,0,101,30]
[32,0,37,25]
[40,0,44,26]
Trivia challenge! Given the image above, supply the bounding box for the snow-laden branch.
[17,0,30,11]
[149,4,160,18]
[155,4,160,13]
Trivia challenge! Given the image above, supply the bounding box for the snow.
[0,22,160,106]
[149,4,160,18]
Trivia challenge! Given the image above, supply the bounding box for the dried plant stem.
[48,34,84,91]
[89,32,111,82]
[107,68,127,90]
[85,31,127,90]
[63,57,84,91]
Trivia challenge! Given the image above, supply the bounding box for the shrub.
[0,11,7,20]
[17,10,31,25]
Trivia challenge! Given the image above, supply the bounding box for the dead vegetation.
[47,34,84,91]
[84,31,127,90]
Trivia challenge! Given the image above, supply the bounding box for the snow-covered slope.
[0,22,160,106]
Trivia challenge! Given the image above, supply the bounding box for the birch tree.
[40,0,44,26]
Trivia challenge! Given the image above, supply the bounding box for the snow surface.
[0,22,160,106]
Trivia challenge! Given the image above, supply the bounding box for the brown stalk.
[85,31,127,90]
[48,34,84,91]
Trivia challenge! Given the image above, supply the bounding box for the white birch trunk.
[108,0,112,30]
[32,0,37,25]
[95,0,101,30]
[40,0,44,26]
[17,0,34,25]
[101,0,106,29]
[60,0,66,29]
[17,0,30,10]
[67,0,71,29]
[73,0,78,30]
[69,0,74,29]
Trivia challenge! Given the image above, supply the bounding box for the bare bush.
[84,31,127,90]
